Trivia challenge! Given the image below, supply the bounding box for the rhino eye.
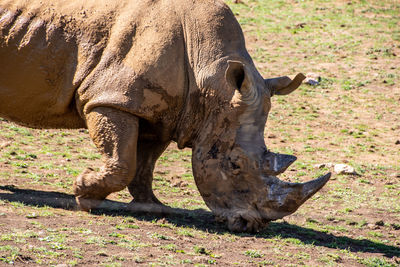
[230,161,240,170]
[208,144,219,159]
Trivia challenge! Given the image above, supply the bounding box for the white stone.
[334,164,356,175]
[304,73,320,85]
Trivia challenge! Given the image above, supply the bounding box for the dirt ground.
[0,0,399,266]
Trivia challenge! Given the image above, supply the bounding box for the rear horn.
[265,73,306,96]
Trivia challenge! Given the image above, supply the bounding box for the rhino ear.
[225,60,251,94]
[265,73,306,96]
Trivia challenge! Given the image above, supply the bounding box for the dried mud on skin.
[1,0,400,266]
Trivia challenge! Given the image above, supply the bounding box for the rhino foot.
[73,168,109,211]
[73,107,140,211]
[75,196,104,212]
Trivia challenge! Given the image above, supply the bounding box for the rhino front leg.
[73,107,139,211]
[128,140,170,204]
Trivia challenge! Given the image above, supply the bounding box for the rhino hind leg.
[73,107,139,211]
[127,140,170,212]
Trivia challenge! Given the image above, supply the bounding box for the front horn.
[263,173,331,220]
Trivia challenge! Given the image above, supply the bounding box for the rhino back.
[0,0,118,128]
[0,0,186,131]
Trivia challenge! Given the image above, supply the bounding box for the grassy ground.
[1,0,399,266]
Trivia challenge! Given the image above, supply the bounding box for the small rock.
[296,22,307,28]
[157,218,168,224]
[391,223,400,230]
[304,73,321,85]
[193,256,209,264]
[171,180,188,188]
[26,213,38,219]
[0,141,11,149]
[314,163,334,169]
[367,223,380,230]
[97,252,107,256]
[334,164,357,175]
[305,79,319,85]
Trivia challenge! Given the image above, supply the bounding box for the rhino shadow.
[0,185,399,258]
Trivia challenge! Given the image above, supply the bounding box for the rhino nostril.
[208,144,219,159]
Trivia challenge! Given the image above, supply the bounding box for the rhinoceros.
[0,0,330,232]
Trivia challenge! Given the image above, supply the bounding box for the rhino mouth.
[224,209,270,233]
[222,172,331,233]
[192,143,331,233]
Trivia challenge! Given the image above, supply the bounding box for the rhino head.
[189,60,330,232]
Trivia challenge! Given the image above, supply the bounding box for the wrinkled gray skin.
[0,0,330,232]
